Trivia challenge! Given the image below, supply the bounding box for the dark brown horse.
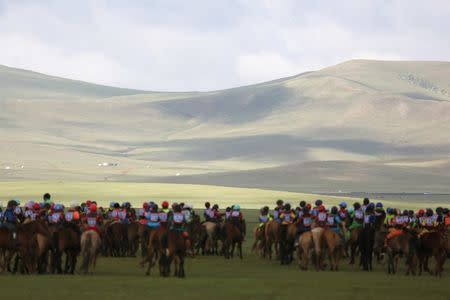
[0,227,15,272]
[385,229,420,275]
[106,222,127,256]
[161,229,187,278]
[222,222,243,259]
[15,220,51,274]
[126,222,140,257]
[419,229,447,277]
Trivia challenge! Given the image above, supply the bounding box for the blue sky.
[0,0,449,91]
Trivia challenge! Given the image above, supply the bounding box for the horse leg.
[239,242,243,260]
[350,241,357,265]
[173,255,179,277]
[179,256,185,278]
[231,241,235,258]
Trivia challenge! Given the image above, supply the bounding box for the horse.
[296,231,314,270]
[14,220,51,274]
[419,229,447,277]
[106,222,127,257]
[80,230,101,275]
[140,228,161,276]
[56,224,81,274]
[161,230,187,278]
[0,227,15,273]
[203,221,219,255]
[251,224,266,256]
[322,229,343,271]
[384,229,420,275]
[311,227,325,271]
[191,216,207,255]
[348,227,361,264]
[264,220,280,260]
[126,222,140,257]
[222,222,243,259]
[358,226,375,271]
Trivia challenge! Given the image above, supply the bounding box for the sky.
[0,0,449,91]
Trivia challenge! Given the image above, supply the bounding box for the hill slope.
[1,60,450,192]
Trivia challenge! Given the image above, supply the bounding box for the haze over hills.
[1,60,450,193]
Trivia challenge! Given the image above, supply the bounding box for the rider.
[294,206,314,246]
[327,206,343,237]
[159,201,171,228]
[139,202,150,225]
[48,203,65,226]
[443,208,450,227]
[224,207,232,221]
[83,204,103,237]
[312,199,323,216]
[279,203,295,265]
[258,206,270,229]
[273,199,284,223]
[338,202,349,221]
[361,197,370,213]
[171,204,192,255]
[204,202,212,222]
[24,201,36,221]
[348,202,364,232]
[109,202,122,221]
[146,204,160,229]
[231,205,245,235]
[2,200,19,241]
[316,205,328,227]
[363,203,376,228]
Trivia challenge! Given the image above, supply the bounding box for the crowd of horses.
[0,201,449,278]
[252,212,450,277]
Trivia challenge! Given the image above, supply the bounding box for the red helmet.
[162,201,169,208]
[319,205,325,212]
[306,203,312,210]
[89,204,97,212]
[33,203,40,210]
[143,202,149,209]
[418,209,425,216]
[86,200,92,206]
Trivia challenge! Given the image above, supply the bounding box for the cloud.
[0,0,449,91]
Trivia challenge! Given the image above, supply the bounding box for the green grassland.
[1,182,446,210]
[0,183,449,299]
[1,209,449,300]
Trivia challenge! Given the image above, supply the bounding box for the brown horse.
[264,220,280,260]
[348,227,361,264]
[203,221,219,255]
[140,228,162,276]
[80,230,101,274]
[191,216,207,255]
[251,224,266,256]
[384,229,419,275]
[311,227,325,271]
[126,222,140,257]
[322,229,343,271]
[222,222,243,259]
[106,222,127,257]
[419,230,446,277]
[296,231,314,270]
[0,227,15,273]
[15,220,51,274]
[161,230,187,278]
[57,224,81,274]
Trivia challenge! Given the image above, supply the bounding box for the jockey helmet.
[162,201,169,209]
[89,204,97,212]
[339,202,347,208]
[315,199,322,206]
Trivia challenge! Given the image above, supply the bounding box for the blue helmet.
[315,199,323,206]
[339,202,347,208]
[54,204,63,211]
[376,202,383,208]
[233,205,240,211]
[386,208,393,214]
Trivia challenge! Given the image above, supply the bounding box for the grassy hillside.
[1,60,450,193]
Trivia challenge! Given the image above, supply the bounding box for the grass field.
[1,210,449,300]
[1,181,445,210]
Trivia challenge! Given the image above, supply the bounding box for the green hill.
[1,60,450,193]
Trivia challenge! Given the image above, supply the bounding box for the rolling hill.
[1,60,449,193]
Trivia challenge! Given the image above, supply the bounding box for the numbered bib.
[173,213,184,223]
